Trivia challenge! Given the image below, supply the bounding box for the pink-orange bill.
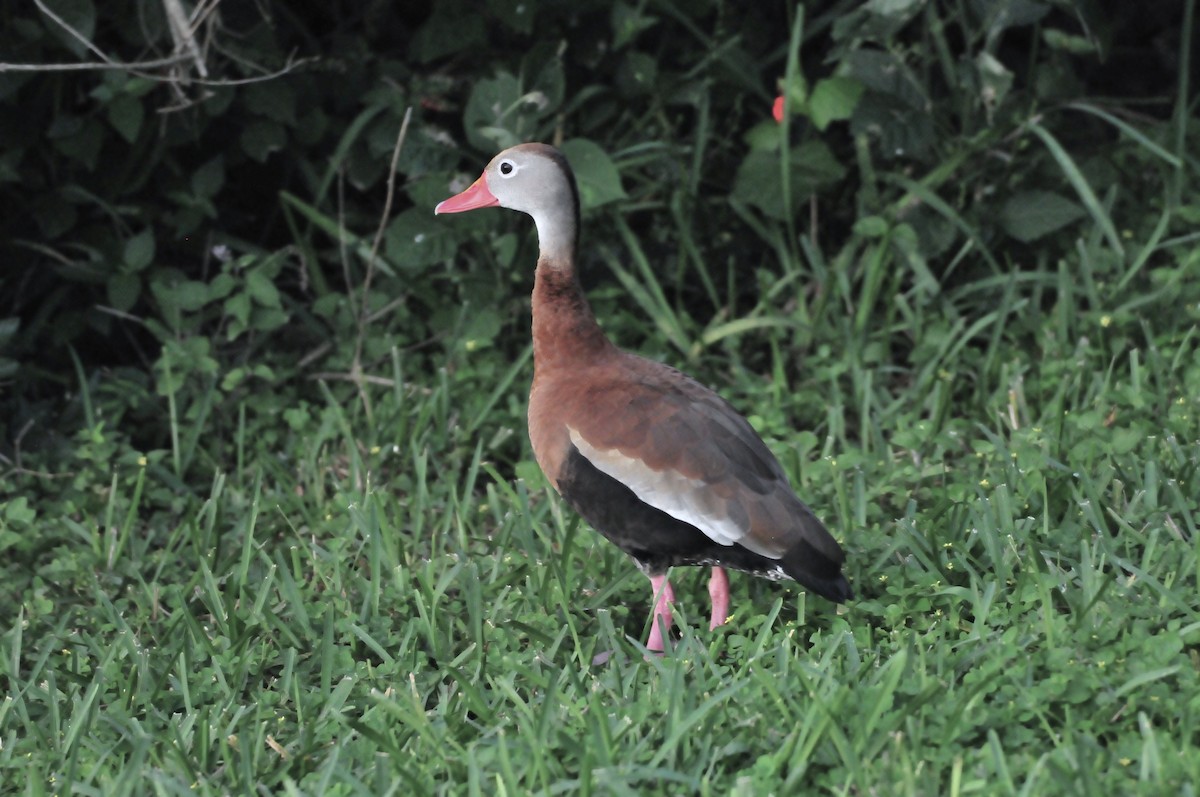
[435,175,499,214]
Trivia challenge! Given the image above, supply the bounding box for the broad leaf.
[107,273,140,312]
[0,317,20,344]
[192,157,225,200]
[560,139,627,210]
[998,190,1086,242]
[464,73,525,152]
[808,76,864,130]
[732,140,845,220]
[387,207,462,269]
[41,0,95,58]
[107,94,143,144]
[124,229,155,272]
[240,121,287,162]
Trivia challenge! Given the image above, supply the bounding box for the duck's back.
[529,347,852,602]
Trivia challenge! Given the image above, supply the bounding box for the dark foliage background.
[4,0,1190,439]
[2,2,1189,475]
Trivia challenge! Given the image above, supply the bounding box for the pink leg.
[708,566,730,630]
[645,574,675,652]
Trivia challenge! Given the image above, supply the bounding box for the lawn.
[2,2,1199,795]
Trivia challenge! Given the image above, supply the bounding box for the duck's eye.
[499,160,516,176]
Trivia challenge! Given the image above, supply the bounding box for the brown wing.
[563,353,843,566]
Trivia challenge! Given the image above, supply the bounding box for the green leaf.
[779,73,808,109]
[3,496,36,525]
[833,0,924,41]
[984,0,1050,47]
[240,122,287,162]
[221,366,247,392]
[387,207,462,269]
[52,117,103,170]
[243,81,296,125]
[1110,426,1141,455]
[1042,28,1098,55]
[865,0,925,17]
[192,157,225,199]
[150,278,210,330]
[560,139,627,210]
[124,229,155,272]
[413,0,486,62]
[522,45,565,113]
[0,317,19,344]
[617,52,658,97]
[31,191,77,239]
[208,273,236,301]
[225,292,251,327]
[107,273,141,312]
[514,460,544,484]
[107,93,143,143]
[245,270,281,309]
[745,119,785,151]
[852,92,936,160]
[41,0,96,57]
[845,49,927,110]
[463,62,559,154]
[611,1,659,48]
[464,73,527,152]
[998,191,1087,243]
[0,150,20,184]
[807,76,864,130]
[460,306,502,350]
[488,0,537,34]
[854,216,890,238]
[1032,121,1123,255]
[251,307,288,332]
[732,140,845,220]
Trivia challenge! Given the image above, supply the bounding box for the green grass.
[4,189,1200,794]
[4,6,1200,791]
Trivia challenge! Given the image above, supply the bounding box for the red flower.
[772,95,784,123]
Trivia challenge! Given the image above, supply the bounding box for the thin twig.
[365,295,410,325]
[298,342,333,369]
[346,106,414,420]
[162,0,209,79]
[0,54,195,73]
[360,106,413,338]
[34,0,116,65]
[0,53,319,86]
[307,372,433,394]
[95,306,148,325]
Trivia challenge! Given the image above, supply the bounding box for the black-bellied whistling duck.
[436,143,852,652]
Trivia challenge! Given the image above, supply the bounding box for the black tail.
[782,537,854,603]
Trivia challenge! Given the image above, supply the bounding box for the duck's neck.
[532,199,577,267]
[531,256,612,368]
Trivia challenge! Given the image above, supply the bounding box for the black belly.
[555,444,784,578]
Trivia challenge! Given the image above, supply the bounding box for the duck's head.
[436,143,580,262]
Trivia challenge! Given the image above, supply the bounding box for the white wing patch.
[568,425,782,557]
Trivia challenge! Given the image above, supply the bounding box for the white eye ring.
[497,159,518,177]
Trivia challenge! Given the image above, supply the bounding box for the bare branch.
[0,54,196,73]
[33,0,115,65]
[350,107,413,400]
[162,0,208,79]
[1,0,318,102]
